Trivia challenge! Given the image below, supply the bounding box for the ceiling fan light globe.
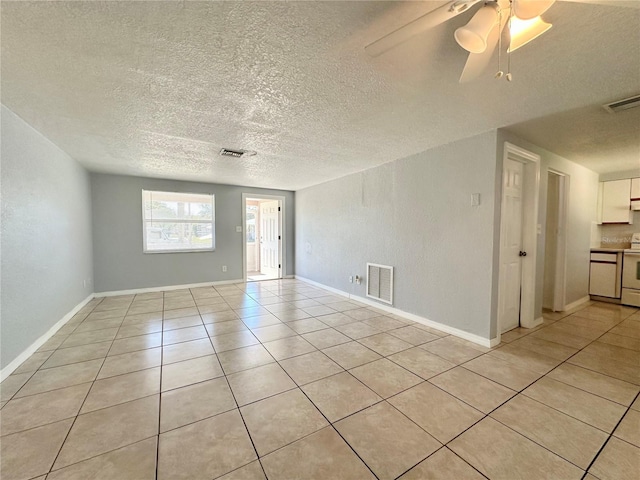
[454,3,499,53]
[508,16,552,52]
[513,0,556,20]
[454,28,487,53]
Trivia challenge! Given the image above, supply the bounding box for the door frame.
[497,143,541,338]
[547,169,569,312]
[241,193,286,282]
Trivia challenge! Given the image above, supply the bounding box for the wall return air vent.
[602,94,640,114]
[366,263,394,305]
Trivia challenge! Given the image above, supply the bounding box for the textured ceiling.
[1,1,639,190]
[507,103,640,174]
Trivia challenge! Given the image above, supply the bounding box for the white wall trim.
[295,276,350,297]
[563,295,590,312]
[295,275,494,348]
[532,316,544,328]
[95,279,244,297]
[1,294,95,381]
[550,169,569,313]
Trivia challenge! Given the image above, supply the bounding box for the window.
[246,206,258,243]
[142,190,215,253]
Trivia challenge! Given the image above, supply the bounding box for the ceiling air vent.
[602,94,640,114]
[219,148,257,158]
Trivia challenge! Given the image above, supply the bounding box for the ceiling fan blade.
[365,0,483,57]
[513,0,556,20]
[459,20,503,83]
[558,0,640,8]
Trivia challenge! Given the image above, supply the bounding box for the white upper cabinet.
[599,179,632,224]
[632,178,640,210]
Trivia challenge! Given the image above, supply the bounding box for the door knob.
[519,251,527,257]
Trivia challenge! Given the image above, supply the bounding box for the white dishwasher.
[589,252,621,299]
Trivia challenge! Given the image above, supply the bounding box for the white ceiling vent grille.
[602,95,640,113]
[366,263,394,305]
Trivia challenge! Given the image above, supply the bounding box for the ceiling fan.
[365,0,639,83]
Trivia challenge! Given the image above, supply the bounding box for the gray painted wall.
[295,131,500,340]
[91,173,294,292]
[498,130,600,320]
[1,105,94,369]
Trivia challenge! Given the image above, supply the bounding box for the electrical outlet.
[349,276,353,283]
[222,265,227,272]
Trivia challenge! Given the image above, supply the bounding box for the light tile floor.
[1,279,639,480]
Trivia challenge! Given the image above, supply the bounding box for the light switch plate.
[471,193,481,207]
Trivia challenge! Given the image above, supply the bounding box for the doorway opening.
[543,170,568,312]
[497,143,541,337]
[242,194,285,282]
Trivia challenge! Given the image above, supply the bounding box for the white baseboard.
[563,295,590,312]
[521,314,544,329]
[295,275,494,348]
[490,315,544,346]
[95,279,245,297]
[295,276,352,298]
[1,294,95,382]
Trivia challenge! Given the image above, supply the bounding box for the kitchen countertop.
[590,247,626,252]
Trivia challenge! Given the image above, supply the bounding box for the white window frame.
[142,190,215,254]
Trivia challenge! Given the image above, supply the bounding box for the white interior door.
[259,200,280,278]
[500,158,525,333]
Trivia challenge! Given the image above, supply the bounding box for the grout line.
[430,307,640,474]
[48,435,160,476]
[367,302,637,476]
[4,283,637,479]
[2,379,98,404]
[581,390,640,477]
[216,287,383,478]
[154,290,165,480]
[329,423,382,480]
[5,300,110,401]
[206,328,266,477]
[46,296,114,475]
[267,352,382,479]
[392,445,489,480]
[157,402,239,436]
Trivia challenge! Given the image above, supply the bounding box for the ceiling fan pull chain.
[495,1,504,79]
[506,0,513,81]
